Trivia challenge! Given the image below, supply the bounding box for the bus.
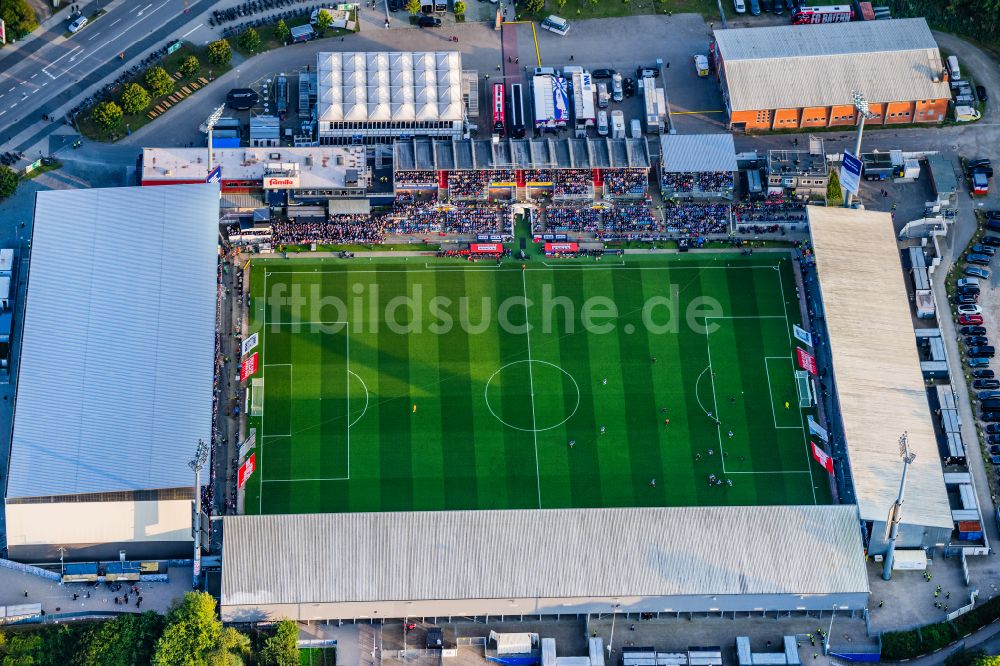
[492,83,506,136]
[791,5,853,23]
[509,83,526,138]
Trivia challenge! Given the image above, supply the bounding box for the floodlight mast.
[190,438,210,588]
[882,432,916,580]
[845,90,876,208]
[205,105,226,177]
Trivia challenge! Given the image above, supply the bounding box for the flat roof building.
[714,18,951,132]
[317,51,465,144]
[808,206,953,553]
[5,184,220,561]
[659,134,737,200]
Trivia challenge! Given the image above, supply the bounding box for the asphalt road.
[0,0,219,154]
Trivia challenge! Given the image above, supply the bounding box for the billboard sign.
[263,175,299,189]
[793,324,813,347]
[469,243,503,254]
[811,441,834,474]
[544,242,579,253]
[239,429,257,459]
[241,332,259,356]
[796,347,817,375]
[807,415,829,442]
[840,151,862,195]
[239,352,259,381]
[206,165,222,183]
[237,453,256,488]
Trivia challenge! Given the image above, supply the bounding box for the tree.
[0,165,18,201]
[144,66,174,98]
[91,100,123,131]
[152,592,249,666]
[453,0,466,14]
[120,83,151,115]
[207,39,232,67]
[314,9,333,33]
[258,620,300,666]
[0,0,39,40]
[826,169,844,206]
[405,0,421,14]
[237,27,261,53]
[274,18,290,43]
[80,612,165,666]
[180,55,200,77]
[0,629,44,663]
[948,651,1000,666]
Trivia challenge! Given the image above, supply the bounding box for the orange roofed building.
[713,18,951,132]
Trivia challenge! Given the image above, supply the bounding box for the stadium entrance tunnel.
[484,360,580,432]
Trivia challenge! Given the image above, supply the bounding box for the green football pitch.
[243,252,832,515]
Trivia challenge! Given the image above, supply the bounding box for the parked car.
[958,304,984,315]
[955,293,978,305]
[987,423,1000,433]
[981,235,1000,247]
[972,244,997,256]
[959,314,985,325]
[979,389,1000,398]
[966,336,990,346]
[974,379,1000,389]
[971,345,996,357]
[68,14,88,32]
[749,0,761,14]
[974,370,996,380]
[989,441,1000,450]
[978,85,989,102]
[968,357,991,368]
[622,77,635,98]
[636,66,660,78]
[591,68,616,79]
[417,15,441,26]
[982,399,1000,410]
[965,266,992,279]
[958,278,982,288]
[990,454,1000,463]
[967,253,992,266]
[983,415,1000,424]
[733,0,747,12]
[961,325,987,335]
[388,0,401,9]
[968,158,993,177]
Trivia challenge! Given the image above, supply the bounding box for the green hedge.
[881,596,1000,661]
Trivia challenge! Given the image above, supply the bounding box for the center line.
[110,18,122,26]
[521,269,542,509]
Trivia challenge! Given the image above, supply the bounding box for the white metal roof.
[715,18,951,111]
[659,134,737,173]
[7,184,220,498]
[317,51,463,123]
[808,206,951,529]
[221,505,867,606]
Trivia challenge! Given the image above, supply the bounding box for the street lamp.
[824,604,837,655]
[607,603,621,658]
[204,105,226,177]
[845,90,876,208]
[882,432,916,581]
[190,439,210,588]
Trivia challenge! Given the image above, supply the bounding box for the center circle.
[484,360,581,432]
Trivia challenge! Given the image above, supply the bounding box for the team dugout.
[659,134,738,201]
[392,137,651,203]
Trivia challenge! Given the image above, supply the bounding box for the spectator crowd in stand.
[555,169,592,197]
[664,202,731,235]
[394,170,438,186]
[732,197,807,225]
[544,206,603,232]
[604,168,648,197]
[661,171,734,193]
[448,170,491,198]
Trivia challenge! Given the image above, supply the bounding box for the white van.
[541,15,570,35]
[597,83,610,109]
[611,110,625,139]
[611,73,623,103]
[630,118,642,138]
[733,0,746,12]
[597,111,609,136]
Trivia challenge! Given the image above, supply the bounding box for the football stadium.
[242,253,830,516]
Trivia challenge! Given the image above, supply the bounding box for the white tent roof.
[7,184,219,498]
[317,51,463,123]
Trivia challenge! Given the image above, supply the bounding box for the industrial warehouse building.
[317,51,466,144]
[4,184,220,561]
[220,505,869,621]
[808,207,953,553]
[714,18,951,132]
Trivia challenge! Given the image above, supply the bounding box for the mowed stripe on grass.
[244,255,831,515]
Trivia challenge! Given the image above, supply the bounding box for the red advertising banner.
[544,242,579,253]
[469,243,503,254]
[239,352,259,381]
[237,453,256,488]
[811,442,834,474]
[796,347,817,375]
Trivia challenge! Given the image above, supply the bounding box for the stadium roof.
[222,505,867,610]
[808,206,951,530]
[714,18,951,111]
[7,184,219,498]
[393,138,651,171]
[659,134,737,173]
[317,51,463,123]
[141,147,368,189]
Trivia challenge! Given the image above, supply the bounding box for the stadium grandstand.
[391,137,652,203]
[659,134,738,200]
[808,207,953,553]
[4,184,219,561]
[221,506,868,621]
